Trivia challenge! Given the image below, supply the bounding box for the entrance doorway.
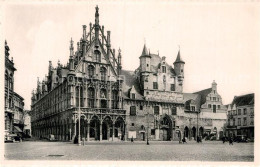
[160,115,173,141]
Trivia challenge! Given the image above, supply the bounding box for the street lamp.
[196,110,200,142]
[78,84,81,146]
[146,98,150,145]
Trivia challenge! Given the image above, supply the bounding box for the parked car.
[234,135,248,143]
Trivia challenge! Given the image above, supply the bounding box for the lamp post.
[146,98,150,145]
[78,84,81,146]
[196,110,200,142]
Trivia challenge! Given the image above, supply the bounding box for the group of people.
[222,136,233,145]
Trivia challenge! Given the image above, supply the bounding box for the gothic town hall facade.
[30,6,227,142]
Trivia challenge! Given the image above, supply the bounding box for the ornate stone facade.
[30,6,227,142]
[4,40,25,140]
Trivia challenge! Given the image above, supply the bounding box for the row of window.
[88,65,107,80]
[228,117,253,126]
[130,106,177,116]
[210,97,220,101]
[208,104,220,113]
[152,82,175,91]
[228,108,253,116]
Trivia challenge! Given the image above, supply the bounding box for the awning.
[13,126,23,133]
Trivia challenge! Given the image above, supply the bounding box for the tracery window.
[88,65,95,78]
[100,67,107,81]
[88,87,95,108]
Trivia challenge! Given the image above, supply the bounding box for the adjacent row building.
[226,93,254,140]
[30,6,228,142]
[4,40,28,140]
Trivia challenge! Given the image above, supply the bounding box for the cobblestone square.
[4,141,254,161]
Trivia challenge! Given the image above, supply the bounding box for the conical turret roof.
[142,44,149,56]
[174,50,185,64]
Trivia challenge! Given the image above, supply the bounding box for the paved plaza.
[4,140,254,161]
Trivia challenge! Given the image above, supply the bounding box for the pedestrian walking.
[131,136,134,143]
[182,137,187,144]
[222,136,226,144]
[229,137,233,145]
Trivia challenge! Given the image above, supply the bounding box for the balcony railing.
[71,107,126,115]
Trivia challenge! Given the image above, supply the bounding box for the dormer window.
[162,66,166,73]
[131,93,136,99]
[191,106,196,111]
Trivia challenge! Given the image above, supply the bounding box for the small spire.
[141,44,149,56]
[82,25,87,41]
[95,5,99,25]
[174,46,185,64]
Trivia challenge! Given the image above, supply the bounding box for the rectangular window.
[238,118,241,126]
[238,109,241,115]
[228,111,231,115]
[151,129,155,135]
[208,104,211,108]
[171,107,177,115]
[243,117,247,126]
[153,82,158,89]
[162,66,166,73]
[140,105,143,110]
[191,106,196,111]
[233,118,236,126]
[250,108,254,116]
[132,93,136,99]
[171,84,175,91]
[218,105,220,109]
[154,106,159,115]
[213,105,216,113]
[130,106,136,116]
[243,108,247,115]
[213,97,216,101]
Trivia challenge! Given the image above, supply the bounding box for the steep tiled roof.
[121,69,143,100]
[193,88,212,106]
[183,93,201,110]
[231,93,254,107]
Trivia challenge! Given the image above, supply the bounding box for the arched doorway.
[199,127,204,137]
[102,116,113,140]
[90,116,100,140]
[184,126,189,138]
[115,117,125,140]
[160,115,173,141]
[192,127,196,140]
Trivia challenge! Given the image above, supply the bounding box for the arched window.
[112,90,118,109]
[76,86,84,107]
[88,87,95,108]
[5,73,8,88]
[88,65,95,78]
[100,67,107,81]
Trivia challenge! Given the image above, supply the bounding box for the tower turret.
[174,49,185,85]
[139,44,151,72]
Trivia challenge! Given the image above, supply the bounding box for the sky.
[2,1,260,110]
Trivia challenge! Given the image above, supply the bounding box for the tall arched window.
[76,86,84,107]
[95,51,101,62]
[5,72,8,88]
[100,67,107,81]
[88,87,95,108]
[88,65,95,78]
[111,90,118,109]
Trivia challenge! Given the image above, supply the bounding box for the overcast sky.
[3,1,260,110]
